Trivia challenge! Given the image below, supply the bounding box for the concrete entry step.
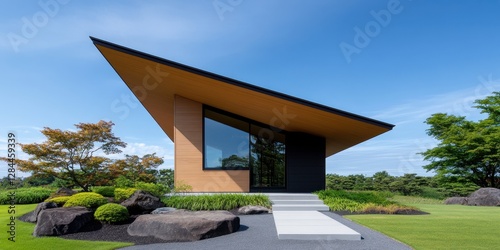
[271,199,326,205]
[272,204,330,211]
[267,193,329,211]
[267,193,321,201]
[273,211,361,240]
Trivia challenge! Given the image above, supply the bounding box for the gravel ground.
[62,212,412,250]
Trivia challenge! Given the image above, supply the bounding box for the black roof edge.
[90,36,395,130]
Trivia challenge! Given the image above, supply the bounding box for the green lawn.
[1,204,133,250]
[346,197,500,250]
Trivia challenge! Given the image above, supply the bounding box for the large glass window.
[204,109,249,169]
[203,107,286,190]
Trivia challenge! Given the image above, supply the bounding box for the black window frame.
[202,105,287,173]
[202,106,250,170]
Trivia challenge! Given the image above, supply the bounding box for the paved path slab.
[273,211,361,240]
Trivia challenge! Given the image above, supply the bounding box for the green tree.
[1,121,126,191]
[420,92,500,188]
[326,174,345,190]
[372,171,394,191]
[109,153,164,184]
[156,169,174,188]
[24,173,55,186]
[389,173,422,196]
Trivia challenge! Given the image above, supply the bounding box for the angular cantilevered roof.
[91,37,394,157]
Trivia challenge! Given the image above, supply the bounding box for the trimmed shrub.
[94,203,129,223]
[63,192,108,209]
[45,196,72,206]
[93,186,116,197]
[114,188,137,202]
[0,187,52,205]
[162,194,271,211]
[135,182,169,198]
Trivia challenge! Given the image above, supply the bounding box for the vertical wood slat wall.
[174,95,249,192]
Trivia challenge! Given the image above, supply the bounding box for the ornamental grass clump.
[162,194,271,211]
[0,187,52,205]
[316,189,420,214]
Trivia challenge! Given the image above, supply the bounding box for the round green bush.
[45,196,72,206]
[63,192,108,209]
[94,203,129,223]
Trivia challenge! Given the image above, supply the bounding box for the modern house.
[91,37,394,193]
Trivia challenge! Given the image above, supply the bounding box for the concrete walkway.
[268,193,361,240]
[273,211,361,240]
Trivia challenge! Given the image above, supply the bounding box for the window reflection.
[250,125,286,188]
[204,109,249,169]
[203,107,286,189]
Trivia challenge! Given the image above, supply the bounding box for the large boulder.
[127,210,240,241]
[444,197,468,205]
[467,188,500,206]
[19,202,58,223]
[237,205,270,215]
[33,207,98,236]
[121,190,164,215]
[151,207,177,214]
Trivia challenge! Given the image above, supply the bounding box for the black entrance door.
[250,125,286,192]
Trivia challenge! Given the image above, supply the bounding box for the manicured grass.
[1,204,133,250]
[346,198,500,250]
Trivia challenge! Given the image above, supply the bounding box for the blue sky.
[2,0,500,178]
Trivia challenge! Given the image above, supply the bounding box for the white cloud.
[328,76,500,177]
[372,74,500,125]
[117,142,174,160]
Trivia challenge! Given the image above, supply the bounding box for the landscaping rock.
[237,205,270,215]
[33,207,99,236]
[151,207,177,214]
[19,202,58,223]
[127,210,240,241]
[467,188,500,206]
[444,197,468,205]
[54,187,77,196]
[121,190,164,215]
